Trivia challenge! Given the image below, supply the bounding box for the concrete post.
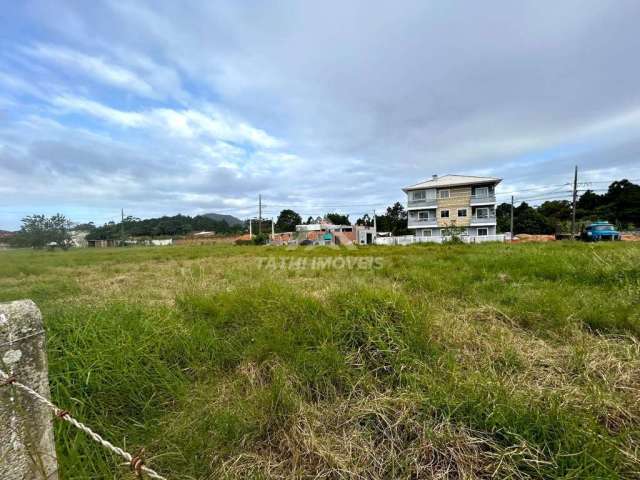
[0,300,58,480]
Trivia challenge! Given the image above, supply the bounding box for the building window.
[438,189,450,199]
[422,229,432,237]
[418,211,428,220]
[476,207,489,219]
[412,190,426,200]
[457,208,467,217]
[474,186,489,198]
[440,209,449,218]
[477,228,488,236]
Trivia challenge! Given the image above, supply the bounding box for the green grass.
[1,242,639,478]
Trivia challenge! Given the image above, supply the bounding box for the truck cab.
[581,221,620,241]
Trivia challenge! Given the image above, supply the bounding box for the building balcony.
[407,198,438,209]
[470,213,496,225]
[408,218,437,228]
[470,193,496,205]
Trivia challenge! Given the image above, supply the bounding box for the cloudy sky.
[2,1,640,229]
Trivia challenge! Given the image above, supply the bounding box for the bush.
[252,233,269,245]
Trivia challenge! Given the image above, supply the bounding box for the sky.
[2,1,640,230]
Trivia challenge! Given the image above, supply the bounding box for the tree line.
[8,179,639,248]
[86,214,244,240]
[497,179,640,234]
[276,179,639,236]
[8,213,246,248]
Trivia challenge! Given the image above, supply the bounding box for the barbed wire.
[0,368,167,480]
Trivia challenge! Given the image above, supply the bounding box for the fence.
[0,300,167,480]
[375,234,505,245]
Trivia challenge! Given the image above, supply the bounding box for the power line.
[262,202,385,208]
[513,192,574,202]
[495,183,571,196]
[577,178,640,185]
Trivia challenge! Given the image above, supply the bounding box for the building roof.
[403,174,502,191]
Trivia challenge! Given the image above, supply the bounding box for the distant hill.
[203,213,244,226]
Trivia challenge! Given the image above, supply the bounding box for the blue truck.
[581,221,621,241]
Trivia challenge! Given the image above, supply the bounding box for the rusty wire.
[0,367,168,480]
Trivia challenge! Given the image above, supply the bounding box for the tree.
[375,202,409,235]
[513,202,554,234]
[496,179,639,234]
[441,219,466,243]
[538,200,572,232]
[275,209,302,232]
[15,214,72,249]
[498,202,554,235]
[87,214,244,240]
[73,222,96,231]
[576,189,601,212]
[600,179,640,228]
[496,202,511,233]
[355,213,373,227]
[538,200,572,221]
[325,212,350,225]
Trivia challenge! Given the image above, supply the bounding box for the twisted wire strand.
[0,368,167,480]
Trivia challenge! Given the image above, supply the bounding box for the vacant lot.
[1,242,639,479]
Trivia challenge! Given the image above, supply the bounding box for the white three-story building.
[404,174,501,239]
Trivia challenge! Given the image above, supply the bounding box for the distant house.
[355,225,376,245]
[270,232,295,245]
[295,220,354,245]
[0,230,15,250]
[404,174,501,240]
[269,220,376,247]
[69,230,90,248]
[88,239,116,248]
[151,239,173,246]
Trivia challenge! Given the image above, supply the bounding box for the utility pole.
[271,217,275,238]
[258,194,262,235]
[571,165,578,239]
[373,209,377,237]
[121,208,125,247]
[249,218,252,239]
[510,196,514,242]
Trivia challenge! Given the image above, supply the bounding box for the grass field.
[1,242,639,479]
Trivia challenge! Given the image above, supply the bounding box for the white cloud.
[50,94,282,148]
[0,71,44,98]
[3,0,640,229]
[178,109,283,148]
[23,43,157,98]
[52,95,147,127]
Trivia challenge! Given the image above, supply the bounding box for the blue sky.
[2,1,640,230]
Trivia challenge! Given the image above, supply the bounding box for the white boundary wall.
[375,234,505,245]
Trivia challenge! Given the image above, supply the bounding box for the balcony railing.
[407,197,437,208]
[470,193,496,204]
[408,217,437,228]
[408,193,496,207]
[470,213,496,224]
